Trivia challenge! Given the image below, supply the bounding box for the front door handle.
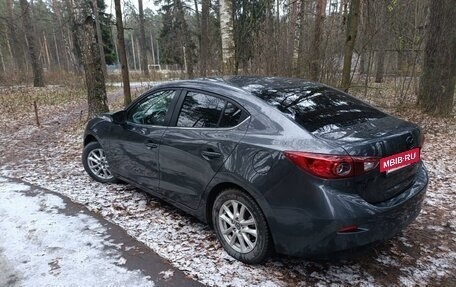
[144,140,158,149]
[201,150,222,160]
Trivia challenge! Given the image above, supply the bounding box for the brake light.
[283,151,379,179]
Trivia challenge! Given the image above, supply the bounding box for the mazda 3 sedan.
[82,76,428,264]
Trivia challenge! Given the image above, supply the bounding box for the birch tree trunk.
[340,0,360,91]
[19,0,45,87]
[138,0,149,76]
[219,0,235,74]
[114,0,132,106]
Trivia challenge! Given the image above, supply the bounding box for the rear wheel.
[212,188,272,264]
[82,141,117,183]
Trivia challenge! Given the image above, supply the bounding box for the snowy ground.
[0,177,153,287]
[1,85,455,286]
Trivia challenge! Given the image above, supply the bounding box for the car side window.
[219,102,246,128]
[177,92,225,128]
[127,90,176,125]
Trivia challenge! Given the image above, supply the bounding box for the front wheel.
[212,189,272,264]
[82,141,117,183]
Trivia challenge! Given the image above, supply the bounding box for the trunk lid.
[314,116,422,203]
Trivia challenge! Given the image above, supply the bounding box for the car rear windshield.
[252,84,386,134]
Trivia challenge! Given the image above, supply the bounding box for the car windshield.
[252,84,386,134]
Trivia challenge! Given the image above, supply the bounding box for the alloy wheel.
[87,148,113,180]
[218,199,258,253]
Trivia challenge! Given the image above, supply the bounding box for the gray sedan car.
[82,76,428,264]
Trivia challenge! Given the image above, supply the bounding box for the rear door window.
[176,91,248,128]
[177,92,225,128]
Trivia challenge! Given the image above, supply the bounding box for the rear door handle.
[144,140,158,149]
[201,150,222,160]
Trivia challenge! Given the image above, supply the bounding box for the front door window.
[128,90,176,126]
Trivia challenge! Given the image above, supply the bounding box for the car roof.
[154,78,250,100]
[156,76,321,94]
[218,76,319,91]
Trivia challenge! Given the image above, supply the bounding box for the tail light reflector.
[337,225,359,233]
[284,151,379,179]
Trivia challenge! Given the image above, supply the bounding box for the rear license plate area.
[380,148,420,173]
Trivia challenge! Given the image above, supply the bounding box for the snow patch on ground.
[0,177,154,287]
[0,182,31,192]
[159,269,174,280]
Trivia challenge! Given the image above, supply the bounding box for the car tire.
[82,141,118,183]
[212,188,272,264]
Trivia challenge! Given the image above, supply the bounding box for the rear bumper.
[268,164,428,257]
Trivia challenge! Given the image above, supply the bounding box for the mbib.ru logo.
[380,148,420,173]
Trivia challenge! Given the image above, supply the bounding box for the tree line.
[0,0,454,117]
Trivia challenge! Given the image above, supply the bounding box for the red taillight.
[283,151,379,179]
[337,225,359,233]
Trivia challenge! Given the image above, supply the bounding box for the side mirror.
[112,110,126,124]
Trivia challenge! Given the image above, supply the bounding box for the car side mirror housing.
[112,110,126,124]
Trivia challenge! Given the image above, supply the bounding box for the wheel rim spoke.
[242,227,257,237]
[89,163,99,169]
[237,233,247,252]
[220,214,233,226]
[88,156,99,164]
[241,233,255,249]
[232,201,239,217]
[229,234,237,245]
[222,205,234,220]
[92,152,101,161]
[241,218,255,226]
[239,205,246,219]
[223,226,234,235]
